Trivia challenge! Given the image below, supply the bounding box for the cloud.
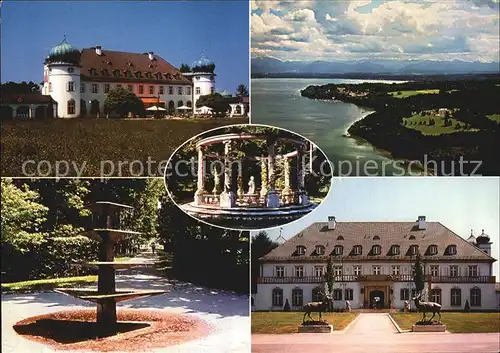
[251,0,500,62]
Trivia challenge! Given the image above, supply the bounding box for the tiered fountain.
[55,201,168,337]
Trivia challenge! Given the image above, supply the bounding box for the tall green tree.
[325,256,335,295]
[413,251,426,295]
[196,93,230,116]
[1,81,40,94]
[104,87,144,117]
[236,84,249,97]
[179,63,191,73]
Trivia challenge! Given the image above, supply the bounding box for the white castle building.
[40,38,216,118]
[253,216,499,311]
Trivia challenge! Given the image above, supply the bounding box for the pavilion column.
[237,162,245,199]
[194,146,206,205]
[296,143,308,205]
[281,157,292,204]
[259,156,268,199]
[266,141,280,208]
[220,140,235,208]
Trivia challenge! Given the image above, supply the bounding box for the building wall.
[80,81,192,115]
[47,64,81,118]
[192,73,215,110]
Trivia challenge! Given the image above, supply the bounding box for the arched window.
[296,246,306,256]
[352,245,362,255]
[67,99,75,115]
[373,235,380,240]
[470,287,481,306]
[177,100,183,107]
[168,100,175,113]
[186,100,192,108]
[315,245,325,255]
[312,287,323,302]
[292,288,303,306]
[450,288,461,306]
[428,245,438,255]
[391,245,400,255]
[272,288,283,307]
[430,288,441,305]
[80,99,87,116]
[409,235,416,240]
[333,245,343,256]
[372,245,381,255]
[337,235,344,240]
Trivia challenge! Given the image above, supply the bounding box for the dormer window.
[296,246,306,256]
[135,71,142,79]
[409,245,419,256]
[333,245,343,256]
[391,245,400,255]
[428,245,438,255]
[447,245,457,255]
[113,69,120,77]
[165,73,172,80]
[352,245,362,255]
[372,245,381,255]
[373,235,380,241]
[155,73,162,80]
[409,235,416,240]
[88,68,97,76]
[337,235,344,240]
[101,69,109,76]
[146,72,152,78]
[315,245,325,255]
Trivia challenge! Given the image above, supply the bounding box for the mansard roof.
[261,222,496,262]
[79,48,191,85]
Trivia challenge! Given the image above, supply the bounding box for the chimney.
[95,46,102,56]
[327,216,336,230]
[417,215,426,230]
[148,52,154,60]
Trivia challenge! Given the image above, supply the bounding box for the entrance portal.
[370,290,384,309]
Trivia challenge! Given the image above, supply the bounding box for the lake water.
[251,78,417,176]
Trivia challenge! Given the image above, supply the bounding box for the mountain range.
[251,56,500,75]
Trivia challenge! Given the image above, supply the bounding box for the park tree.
[1,81,40,94]
[236,84,249,97]
[196,93,230,116]
[104,87,144,117]
[179,63,191,73]
[251,231,279,292]
[325,256,335,295]
[412,251,426,295]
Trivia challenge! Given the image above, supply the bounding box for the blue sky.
[1,1,249,94]
[259,177,500,278]
[251,0,500,62]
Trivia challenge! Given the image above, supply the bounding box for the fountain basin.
[55,288,168,303]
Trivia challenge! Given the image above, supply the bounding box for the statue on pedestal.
[248,176,255,194]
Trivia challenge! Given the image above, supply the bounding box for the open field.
[390,312,500,333]
[402,114,479,135]
[487,114,500,123]
[0,117,247,177]
[389,89,440,98]
[251,312,358,334]
[1,275,97,293]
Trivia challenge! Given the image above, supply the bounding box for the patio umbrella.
[146,106,166,111]
[177,105,192,111]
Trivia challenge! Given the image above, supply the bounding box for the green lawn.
[1,275,97,292]
[0,117,247,177]
[389,89,440,98]
[252,312,358,334]
[402,114,479,135]
[487,114,500,123]
[114,256,132,262]
[390,312,500,333]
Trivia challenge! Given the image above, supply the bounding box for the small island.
[301,76,500,175]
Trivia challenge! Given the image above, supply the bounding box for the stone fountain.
[55,201,168,337]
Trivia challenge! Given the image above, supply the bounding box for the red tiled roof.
[261,222,496,263]
[79,49,191,85]
[1,92,55,105]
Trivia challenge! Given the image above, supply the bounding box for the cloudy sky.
[251,0,500,62]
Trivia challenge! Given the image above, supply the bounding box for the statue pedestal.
[220,191,235,208]
[412,324,446,332]
[298,324,333,333]
[266,191,280,208]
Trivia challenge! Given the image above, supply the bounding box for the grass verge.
[2,275,98,293]
[251,311,358,334]
[390,312,500,333]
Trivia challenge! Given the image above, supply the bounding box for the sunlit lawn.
[252,312,358,334]
[487,114,500,123]
[390,312,500,333]
[1,275,98,293]
[389,89,440,98]
[402,114,479,135]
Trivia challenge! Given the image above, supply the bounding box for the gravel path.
[2,255,249,353]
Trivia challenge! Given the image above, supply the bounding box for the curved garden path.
[2,251,249,353]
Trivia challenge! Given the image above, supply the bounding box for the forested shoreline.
[301,77,500,175]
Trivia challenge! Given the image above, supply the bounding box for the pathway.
[252,313,500,353]
[2,251,249,353]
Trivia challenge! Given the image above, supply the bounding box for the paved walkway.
[2,252,249,353]
[252,313,500,353]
